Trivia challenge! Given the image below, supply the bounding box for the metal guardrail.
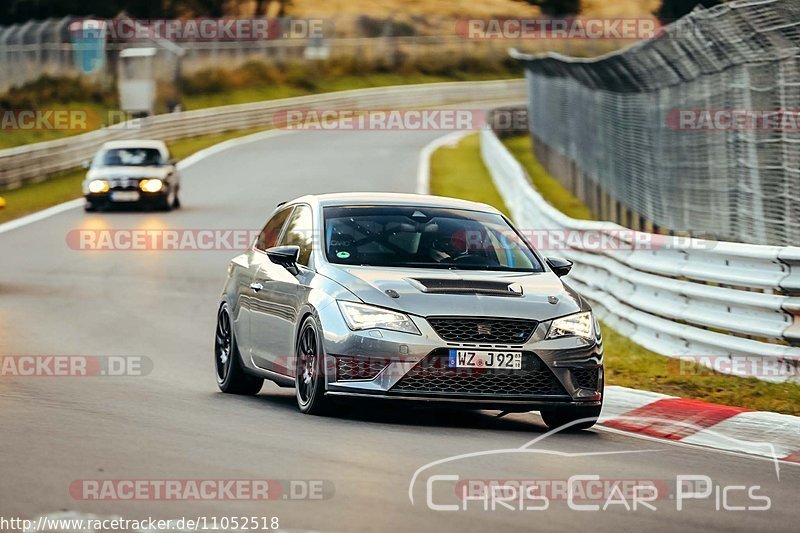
[0,79,525,190]
[480,127,800,383]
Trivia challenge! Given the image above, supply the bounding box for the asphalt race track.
[1,125,798,532]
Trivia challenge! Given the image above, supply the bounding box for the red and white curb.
[600,386,800,463]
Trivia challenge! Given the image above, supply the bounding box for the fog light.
[139,179,164,193]
[88,180,109,193]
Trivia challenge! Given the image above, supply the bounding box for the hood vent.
[407,278,523,296]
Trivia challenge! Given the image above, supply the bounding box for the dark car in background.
[82,140,181,212]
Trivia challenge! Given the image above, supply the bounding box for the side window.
[255,208,292,252]
[279,205,313,266]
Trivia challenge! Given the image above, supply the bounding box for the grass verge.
[0,127,264,224]
[429,132,800,415]
[501,135,592,220]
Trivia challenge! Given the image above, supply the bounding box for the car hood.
[319,265,584,320]
[86,166,172,180]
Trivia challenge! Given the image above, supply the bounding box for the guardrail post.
[778,248,800,295]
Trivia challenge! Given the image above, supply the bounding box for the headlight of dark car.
[88,179,110,193]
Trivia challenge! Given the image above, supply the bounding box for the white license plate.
[448,350,522,370]
[110,191,140,202]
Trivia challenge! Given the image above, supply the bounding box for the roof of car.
[287,193,502,214]
[100,140,168,151]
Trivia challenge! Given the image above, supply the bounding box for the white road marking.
[0,198,84,235]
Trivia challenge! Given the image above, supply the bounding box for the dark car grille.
[571,367,600,390]
[390,350,566,397]
[108,178,141,190]
[335,356,389,381]
[427,317,537,344]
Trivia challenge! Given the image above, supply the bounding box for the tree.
[656,0,722,21]
[514,0,581,17]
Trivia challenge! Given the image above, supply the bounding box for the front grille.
[390,350,566,397]
[571,367,600,390]
[427,317,537,343]
[335,356,388,381]
[109,178,141,190]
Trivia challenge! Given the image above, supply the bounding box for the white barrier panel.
[480,127,800,383]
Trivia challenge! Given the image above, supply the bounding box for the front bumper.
[318,309,603,408]
[85,189,168,208]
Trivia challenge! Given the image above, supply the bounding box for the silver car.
[82,140,181,212]
[216,193,603,429]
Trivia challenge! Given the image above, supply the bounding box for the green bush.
[0,74,114,109]
[2,53,521,110]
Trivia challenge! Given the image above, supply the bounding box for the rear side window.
[278,205,314,266]
[255,208,292,251]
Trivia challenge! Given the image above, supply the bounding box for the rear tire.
[215,303,263,395]
[295,316,332,415]
[540,405,602,431]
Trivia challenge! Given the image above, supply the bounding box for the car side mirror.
[266,245,301,275]
[546,256,573,277]
[82,160,91,169]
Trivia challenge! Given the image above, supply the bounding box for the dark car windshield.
[93,147,165,167]
[323,205,544,272]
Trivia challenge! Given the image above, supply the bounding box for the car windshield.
[94,147,164,167]
[323,205,544,272]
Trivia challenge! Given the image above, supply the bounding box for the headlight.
[547,312,593,340]
[337,301,420,335]
[139,179,164,193]
[88,180,109,193]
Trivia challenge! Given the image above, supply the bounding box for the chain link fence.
[514,0,800,246]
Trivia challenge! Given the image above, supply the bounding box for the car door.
[237,206,293,365]
[249,204,315,375]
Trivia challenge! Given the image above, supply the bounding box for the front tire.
[295,316,331,415]
[157,186,176,212]
[215,303,263,395]
[540,405,602,431]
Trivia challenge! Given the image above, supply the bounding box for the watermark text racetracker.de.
[668,355,800,380]
[1,515,281,532]
[0,356,152,377]
[667,109,800,131]
[67,229,261,251]
[66,228,713,252]
[69,478,334,501]
[274,107,532,132]
[72,17,329,41]
[0,110,99,131]
[455,17,659,40]
[274,109,485,131]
